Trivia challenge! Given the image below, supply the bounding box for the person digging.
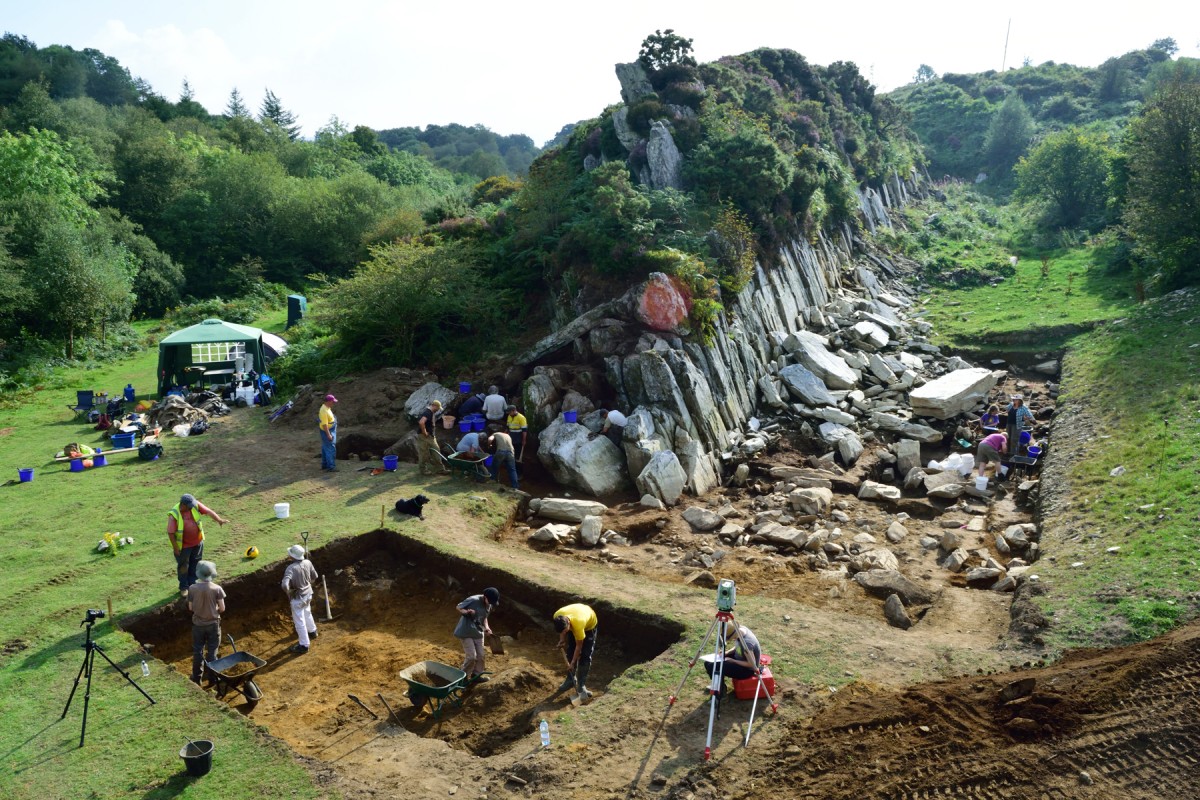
[282,544,319,654]
[552,603,598,704]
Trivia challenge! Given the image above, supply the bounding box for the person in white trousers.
[282,544,319,654]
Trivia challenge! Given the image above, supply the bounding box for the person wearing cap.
[482,385,507,422]
[552,603,598,703]
[703,621,762,699]
[454,587,500,683]
[187,560,226,684]
[282,544,319,654]
[167,494,227,596]
[319,394,338,472]
[488,430,519,489]
[417,399,448,475]
[1005,395,1034,457]
[505,405,528,456]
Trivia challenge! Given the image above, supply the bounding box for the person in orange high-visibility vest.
[167,494,228,597]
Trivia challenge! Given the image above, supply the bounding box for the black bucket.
[180,739,214,777]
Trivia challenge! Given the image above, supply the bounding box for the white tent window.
[191,341,246,364]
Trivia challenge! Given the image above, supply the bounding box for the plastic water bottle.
[140,659,150,677]
[539,719,550,748]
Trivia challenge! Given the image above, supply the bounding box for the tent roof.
[160,318,263,346]
[261,331,288,355]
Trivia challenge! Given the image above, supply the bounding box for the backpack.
[189,419,209,436]
[138,441,164,461]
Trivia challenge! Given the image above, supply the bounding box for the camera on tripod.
[82,609,106,625]
[715,579,736,613]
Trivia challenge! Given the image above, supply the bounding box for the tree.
[225,87,250,118]
[1150,38,1179,56]
[1014,128,1111,229]
[983,91,1033,173]
[638,29,696,71]
[1123,79,1200,287]
[259,89,301,140]
[914,64,936,84]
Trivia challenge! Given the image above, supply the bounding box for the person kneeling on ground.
[458,390,485,419]
[596,409,626,449]
[976,432,1007,481]
[188,560,226,684]
[703,621,762,698]
[282,544,319,654]
[454,587,500,683]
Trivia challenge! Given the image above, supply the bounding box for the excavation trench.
[124,529,681,758]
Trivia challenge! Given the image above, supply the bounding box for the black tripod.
[60,611,155,747]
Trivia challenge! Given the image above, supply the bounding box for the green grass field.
[0,311,426,800]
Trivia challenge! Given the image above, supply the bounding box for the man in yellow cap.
[417,399,448,475]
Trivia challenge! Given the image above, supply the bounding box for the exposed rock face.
[633,273,691,334]
[404,382,457,419]
[610,106,641,152]
[635,450,688,506]
[614,62,655,106]
[537,418,628,496]
[910,368,997,419]
[646,121,683,190]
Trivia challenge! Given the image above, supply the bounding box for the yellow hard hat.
[245,545,259,559]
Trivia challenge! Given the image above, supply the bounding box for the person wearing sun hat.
[319,393,338,472]
[187,560,226,684]
[282,544,319,654]
[453,587,500,683]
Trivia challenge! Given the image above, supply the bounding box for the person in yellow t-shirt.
[505,405,528,456]
[552,603,598,703]
[319,394,338,472]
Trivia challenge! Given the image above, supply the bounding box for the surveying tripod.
[667,580,778,759]
[60,610,156,747]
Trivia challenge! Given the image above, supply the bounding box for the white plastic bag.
[172,423,191,438]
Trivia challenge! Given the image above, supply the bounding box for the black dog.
[394,494,430,520]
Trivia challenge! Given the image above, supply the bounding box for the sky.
[6,1,1199,146]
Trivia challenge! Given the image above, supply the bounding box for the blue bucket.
[484,455,494,468]
[563,410,578,424]
[17,468,33,482]
[70,459,85,473]
[1027,446,1042,458]
[93,449,107,467]
[458,382,471,393]
[459,421,472,432]
[382,454,398,471]
[471,419,486,432]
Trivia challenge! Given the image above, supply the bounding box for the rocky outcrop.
[646,121,683,190]
[615,62,655,106]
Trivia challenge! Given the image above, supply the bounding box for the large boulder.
[536,418,628,496]
[404,382,457,419]
[521,373,562,430]
[682,506,723,532]
[537,497,608,523]
[783,330,858,389]
[635,451,688,507]
[909,368,998,419]
[615,62,656,106]
[633,273,691,334]
[646,121,683,191]
[853,568,935,606]
[789,487,833,516]
[778,364,836,407]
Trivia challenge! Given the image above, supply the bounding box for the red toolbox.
[732,654,775,700]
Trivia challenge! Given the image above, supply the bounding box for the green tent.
[157,318,267,396]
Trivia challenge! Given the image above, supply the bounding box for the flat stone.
[909,368,998,420]
[778,364,836,407]
[682,506,723,532]
[858,481,902,502]
[538,498,608,523]
[884,593,913,629]
[853,568,935,605]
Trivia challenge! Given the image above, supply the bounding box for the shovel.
[485,631,505,655]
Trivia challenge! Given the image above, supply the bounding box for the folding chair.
[68,390,95,418]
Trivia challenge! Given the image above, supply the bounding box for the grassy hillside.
[1035,288,1200,649]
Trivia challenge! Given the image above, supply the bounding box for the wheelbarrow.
[444,452,491,482]
[399,661,469,718]
[205,635,267,704]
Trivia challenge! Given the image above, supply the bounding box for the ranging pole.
[1001,18,1012,71]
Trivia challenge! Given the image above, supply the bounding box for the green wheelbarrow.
[399,661,469,718]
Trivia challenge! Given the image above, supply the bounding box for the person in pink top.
[975,432,1008,481]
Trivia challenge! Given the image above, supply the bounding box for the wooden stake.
[106,598,114,625]
[381,504,385,528]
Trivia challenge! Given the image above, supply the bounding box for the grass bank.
[1036,287,1200,649]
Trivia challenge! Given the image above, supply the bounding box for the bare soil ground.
[137,370,1200,799]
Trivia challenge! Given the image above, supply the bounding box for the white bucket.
[974,476,989,491]
[274,502,290,519]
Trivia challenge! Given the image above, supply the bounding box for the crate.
[733,666,774,700]
[111,432,136,449]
